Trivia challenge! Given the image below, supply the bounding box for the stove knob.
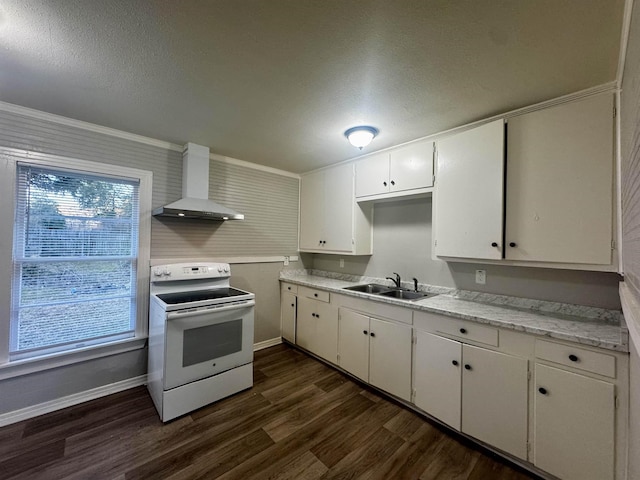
[223,266,229,273]
[153,267,163,277]
[163,267,171,276]
[218,266,224,273]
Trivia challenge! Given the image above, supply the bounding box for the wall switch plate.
[284,256,290,266]
[339,259,345,268]
[475,269,486,285]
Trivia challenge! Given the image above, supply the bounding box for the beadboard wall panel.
[151,159,299,258]
[621,3,640,479]
[621,1,640,299]
[0,108,299,258]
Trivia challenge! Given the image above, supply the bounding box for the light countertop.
[280,270,628,353]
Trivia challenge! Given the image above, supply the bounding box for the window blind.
[11,164,140,359]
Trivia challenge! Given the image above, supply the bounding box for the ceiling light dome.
[344,126,379,150]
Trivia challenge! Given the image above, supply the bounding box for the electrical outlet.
[475,269,486,285]
[339,259,345,268]
[284,255,289,266]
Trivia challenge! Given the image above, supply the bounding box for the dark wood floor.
[0,344,540,480]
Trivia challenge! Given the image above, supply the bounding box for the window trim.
[0,147,152,374]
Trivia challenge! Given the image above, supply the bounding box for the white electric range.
[147,262,255,422]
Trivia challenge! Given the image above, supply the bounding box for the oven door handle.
[166,300,255,320]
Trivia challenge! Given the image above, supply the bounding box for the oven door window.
[182,319,242,367]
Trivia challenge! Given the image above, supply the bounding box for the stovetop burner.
[156,287,249,305]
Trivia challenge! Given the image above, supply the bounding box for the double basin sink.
[343,283,434,301]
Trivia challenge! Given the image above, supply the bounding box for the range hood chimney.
[152,143,244,220]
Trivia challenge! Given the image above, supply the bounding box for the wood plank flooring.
[0,344,541,480]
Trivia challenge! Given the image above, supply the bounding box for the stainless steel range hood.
[152,143,244,220]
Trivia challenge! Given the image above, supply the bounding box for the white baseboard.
[0,374,147,428]
[253,337,282,351]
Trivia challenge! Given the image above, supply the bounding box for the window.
[10,161,147,361]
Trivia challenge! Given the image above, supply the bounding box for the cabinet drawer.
[414,311,498,347]
[281,283,298,295]
[536,340,616,378]
[299,286,330,303]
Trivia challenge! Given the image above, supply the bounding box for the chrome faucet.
[386,272,401,289]
[413,277,419,292]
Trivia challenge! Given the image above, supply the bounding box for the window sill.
[0,337,147,381]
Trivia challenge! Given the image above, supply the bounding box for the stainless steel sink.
[343,283,393,294]
[343,284,434,301]
[378,289,431,300]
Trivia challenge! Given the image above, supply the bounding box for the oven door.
[164,301,255,390]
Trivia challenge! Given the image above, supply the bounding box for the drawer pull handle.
[464,364,471,370]
[538,387,548,395]
[568,354,579,362]
[452,360,459,366]
[459,328,467,334]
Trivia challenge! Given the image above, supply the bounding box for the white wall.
[313,196,622,309]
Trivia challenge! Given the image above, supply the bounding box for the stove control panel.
[151,263,231,281]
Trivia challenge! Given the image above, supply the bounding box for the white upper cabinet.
[434,93,615,268]
[355,139,434,201]
[505,94,614,264]
[299,163,372,255]
[434,120,505,260]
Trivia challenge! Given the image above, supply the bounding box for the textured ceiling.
[0,1,625,173]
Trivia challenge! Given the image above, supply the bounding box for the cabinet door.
[313,301,338,363]
[338,309,370,382]
[281,292,296,343]
[461,345,529,460]
[434,120,504,259]
[355,152,390,197]
[414,331,462,430]
[534,364,614,480]
[299,171,325,251]
[295,297,316,352]
[389,140,433,192]
[505,94,613,264]
[369,318,412,401]
[323,163,355,252]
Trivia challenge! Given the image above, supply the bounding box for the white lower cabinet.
[297,296,338,363]
[413,330,529,460]
[534,363,615,480]
[413,331,462,430]
[280,291,296,343]
[338,308,412,401]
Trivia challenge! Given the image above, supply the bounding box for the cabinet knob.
[314,293,318,297]
[491,242,498,247]
[311,313,316,317]
[291,303,294,307]
[390,180,395,186]
[452,360,459,366]
[459,328,467,334]
[568,354,579,362]
[363,330,368,335]
[464,364,471,370]
[538,387,548,395]
[287,286,291,290]
[383,181,387,186]
[509,242,517,247]
[370,332,376,337]
[316,314,320,318]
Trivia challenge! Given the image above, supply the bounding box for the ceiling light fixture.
[344,126,379,150]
